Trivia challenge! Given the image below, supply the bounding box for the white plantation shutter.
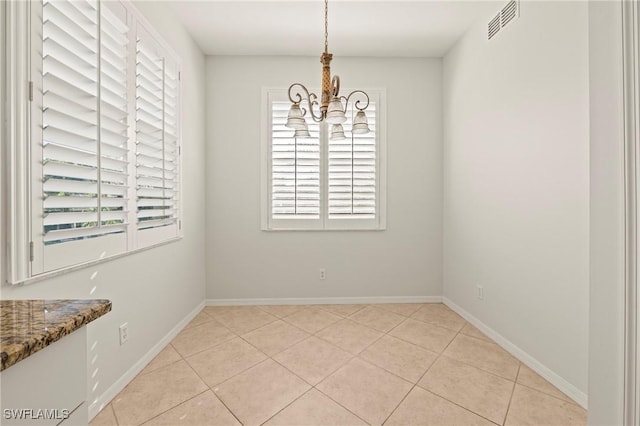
[328,102,377,220]
[162,58,180,226]
[25,0,182,278]
[99,1,129,232]
[135,31,166,228]
[264,90,384,231]
[41,0,100,244]
[271,101,321,221]
[135,26,180,246]
[135,25,181,245]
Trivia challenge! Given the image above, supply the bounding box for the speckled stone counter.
[0,299,112,371]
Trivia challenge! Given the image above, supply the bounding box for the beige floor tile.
[212,307,278,334]
[359,335,438,383]
[316,358,412,426]
[273,336,353,385]
[140,344,182,376]
[418,356,514,425]
[505,384,586,426]
[375,303,423,317]
[517,364,576,404]
[410,304,466,331]
[213,359,311,426]
[257,305,305,318]
[171,320,236,358]
[186,337,267,387]
[242,320,309,356]
[349,306,406,332]
[460,323,492,342]
[263,389,367,426]
[183,310,215,330]
[385,387,495,426]
[143,390,240,425]
[283,308,341,333]
[389,318,457,353]
[318,304,368,317]
[112,360,207,425]
[316,319,383,354]
[90,404,118,426]
[443,334,519,380]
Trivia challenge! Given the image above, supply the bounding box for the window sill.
[5,237,183,287]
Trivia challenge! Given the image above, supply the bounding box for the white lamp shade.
[330,124,346,140]
[325,97,346,124]
[286,117,308,130]
[351,110,370,134]
[285,103,307,129]
[294,128,311,138]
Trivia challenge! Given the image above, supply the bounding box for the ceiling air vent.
[501,0,519,27]
[488,0,520,40]
[488,13,501,39]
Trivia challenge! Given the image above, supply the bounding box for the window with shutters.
[262,89,386,231]
[3,0,182,282]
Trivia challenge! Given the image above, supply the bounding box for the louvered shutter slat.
[44,3,97,52]
[43,223,126,244]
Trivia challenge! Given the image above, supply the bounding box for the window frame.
[261,87,387,232]
[4,0,183,285]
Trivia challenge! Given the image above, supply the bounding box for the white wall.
[206,56,442,301]
[588,1,625,424]
[0,0,206,415]
[442,0,589,398]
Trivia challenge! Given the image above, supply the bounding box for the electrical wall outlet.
[119,323,129,345]
[476,286,484,300]
[319,268,326,280]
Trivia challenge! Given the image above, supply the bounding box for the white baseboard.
[87,301,205,421]
[206,295,442,306]
[442,297,588,409]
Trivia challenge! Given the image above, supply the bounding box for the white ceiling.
[167,1,503,57]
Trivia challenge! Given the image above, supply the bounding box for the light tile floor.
[91,303,587,426]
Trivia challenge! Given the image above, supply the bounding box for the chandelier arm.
[343,90,370,111]
[331,75,340,97]
[288,83,324,122]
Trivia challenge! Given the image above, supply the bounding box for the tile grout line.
[173,310,256,425]
[381,320,464,425]
[180,327,248,426]
[109,400,120,426]
[502,363,521,425]
[138,388,211,426]
[384,321,503,426]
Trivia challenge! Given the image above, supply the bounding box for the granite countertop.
[0,299,112,372]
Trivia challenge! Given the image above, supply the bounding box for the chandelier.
[285,0,371,140]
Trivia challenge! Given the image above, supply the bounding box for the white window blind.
[41,0,101,245]
[271,101,320,220]
[263,90,385,231]
[162,58,180,227]
[135,27,180,241]
[22,0,182,280]
[328,103,377,220]
[99,2,129,234]
[135,31,166,228]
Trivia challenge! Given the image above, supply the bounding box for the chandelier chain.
[324,0,329,53]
